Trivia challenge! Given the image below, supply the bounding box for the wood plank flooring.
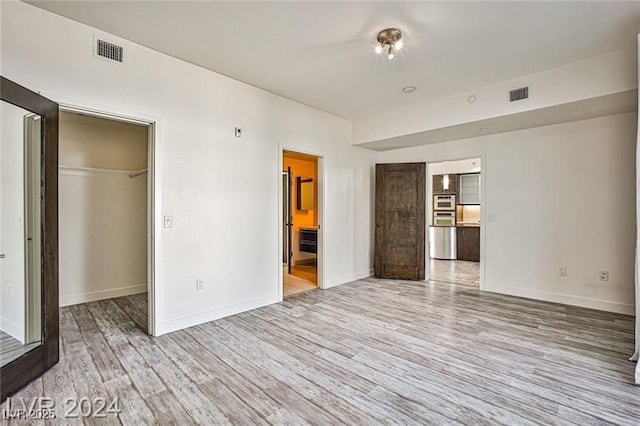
[3,279,639,424]
[0,329,40,367]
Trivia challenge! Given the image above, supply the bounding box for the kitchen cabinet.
[458,173,480,205]
[456,226,480,262]
[432,174,457,195]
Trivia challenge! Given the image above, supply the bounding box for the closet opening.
[58,110,153,334]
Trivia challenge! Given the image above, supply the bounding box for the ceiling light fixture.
[375,28,403,60]
[402,86,416,94]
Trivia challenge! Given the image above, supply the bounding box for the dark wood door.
[375,163,426,280]
[1,77,59,401]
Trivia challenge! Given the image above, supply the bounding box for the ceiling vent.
[509,86,529,102]
[95,38,123,63]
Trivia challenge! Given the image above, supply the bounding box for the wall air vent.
[95,38,124,63]
[509,86,529,102]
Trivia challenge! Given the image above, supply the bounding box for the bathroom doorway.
[282,150,321,297]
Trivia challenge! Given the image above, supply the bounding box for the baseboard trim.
[325,269,374,289]
[159,294,279,336]
[60,284,147,307]
[482,283,634,315]
[0,317,24,343]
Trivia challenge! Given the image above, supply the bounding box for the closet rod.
[59,165,131,174]
[129,168,148,179]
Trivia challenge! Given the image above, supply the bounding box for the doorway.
[58,109,154,334]
[282,150,321,297]
[427,158,482,287]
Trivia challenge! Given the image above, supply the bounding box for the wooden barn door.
[375,163,425,280]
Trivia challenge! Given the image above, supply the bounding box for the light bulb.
[388,52,395,60]
[394,40,403,50]
[374,44,383,54]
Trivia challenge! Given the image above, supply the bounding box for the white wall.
[0,102,28,342]
[0,2,375,334]
[379,113,637,314]
[59,112,148,306]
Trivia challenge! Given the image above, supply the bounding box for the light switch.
[164,215,173,228]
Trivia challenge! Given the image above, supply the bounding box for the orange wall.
[283,155,317,262]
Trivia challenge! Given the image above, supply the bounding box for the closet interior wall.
[59,111,148,306]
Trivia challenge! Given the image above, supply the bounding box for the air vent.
[95,38,123,63]
[509,86,529,102]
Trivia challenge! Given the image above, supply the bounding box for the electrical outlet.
[196,278,204,291]
[558,267,567,277]
[598,270,609,282]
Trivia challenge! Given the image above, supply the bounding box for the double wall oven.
[430,190,457,260]
[433,195,456,226]
[434,194,456,211]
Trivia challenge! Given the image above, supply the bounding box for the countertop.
[457,222,481,227]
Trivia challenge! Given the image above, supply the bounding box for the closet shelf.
[58,165,148,178]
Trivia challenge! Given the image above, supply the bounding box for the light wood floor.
[0,329,40,367]
[430,258,480,286]
[3,279,640,424]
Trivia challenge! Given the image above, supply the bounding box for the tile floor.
[429,259,480,286]
[283,265,317,297]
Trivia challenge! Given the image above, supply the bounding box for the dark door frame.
[286,166,293,274]
[1,76,59,401]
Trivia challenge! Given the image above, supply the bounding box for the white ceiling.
[29,1,640,119]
